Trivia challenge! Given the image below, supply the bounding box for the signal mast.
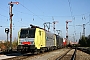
[53,21,58,34]
[66,20,72,39]
[8,1,19,50]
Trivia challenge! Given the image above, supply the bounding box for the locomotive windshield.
[20,28,36,38]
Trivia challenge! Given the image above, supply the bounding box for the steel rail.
[56,49,71,60]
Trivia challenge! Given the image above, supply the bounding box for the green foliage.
[87,35,90,47]
[79,35,90,47]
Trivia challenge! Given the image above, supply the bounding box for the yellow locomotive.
[17,24,63,53]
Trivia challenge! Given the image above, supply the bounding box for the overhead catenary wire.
[13,9,90,18]
[13,0,90,19]
[0,13,9,23]
[0,6,8,12]
[68,0,76,41]
[68,0,74,19]
[0,0,88,26]
[0,7,9,23]
[0,6,9,18]
[0,13,8,18]
[15,0,46,21]
[19,3,45,22]
[0,0,90,20]
[10,8,90,18]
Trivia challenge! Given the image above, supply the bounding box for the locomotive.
[17,24,64,53]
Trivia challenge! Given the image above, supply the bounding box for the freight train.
[17,24,66,54]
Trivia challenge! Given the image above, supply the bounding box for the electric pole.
[8,1,19,50]
[83,24,85,37]
[76,23,89,37]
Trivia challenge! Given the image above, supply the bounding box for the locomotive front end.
[17,28,36,52]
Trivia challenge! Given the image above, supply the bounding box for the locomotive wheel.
[31,50,35,54]
[34,49,40,54]
[41,50,44,53]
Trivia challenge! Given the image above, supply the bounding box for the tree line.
[78,35,90,47]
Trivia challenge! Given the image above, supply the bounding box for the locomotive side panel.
[56,35,63,48]
[34,28,46,49]
[45,32,55,47]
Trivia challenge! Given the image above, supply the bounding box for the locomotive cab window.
[28,28,35,38]
[20,29,28,38]
[20,28,36,38]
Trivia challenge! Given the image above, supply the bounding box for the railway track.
[77,47,90,54]
[55,49,76,60]
[2,47,90,60]
[2,48,70,60]
[76,49,90,60]
[2,52,34,60]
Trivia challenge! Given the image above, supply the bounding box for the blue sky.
[0,0,90,42]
